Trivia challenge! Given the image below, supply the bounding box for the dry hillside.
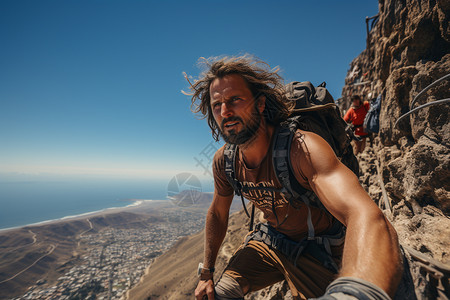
[126,207,252,300]
[0,210,164,299]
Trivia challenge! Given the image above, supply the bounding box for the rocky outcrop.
[341,0,449,242]
[340,0,450,297]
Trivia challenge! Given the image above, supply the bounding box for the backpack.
[363,94,382,134]
[224,81,359,232]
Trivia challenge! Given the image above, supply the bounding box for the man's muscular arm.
[195,191,234,300]
[290,130,402,297]
[203,191,233,269]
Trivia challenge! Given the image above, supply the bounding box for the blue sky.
[0,0,378,183]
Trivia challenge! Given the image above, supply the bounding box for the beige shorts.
[219,239,343,300]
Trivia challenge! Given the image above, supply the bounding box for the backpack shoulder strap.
[272,124,317,205]
[272,125,300,202]
[223,143,254,226]
[223,143,242,196]
[272,123,324,239]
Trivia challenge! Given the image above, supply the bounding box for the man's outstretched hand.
[195,279,215,300]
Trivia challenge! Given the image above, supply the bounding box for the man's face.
[352,98,361,107]
[209,74,265,145]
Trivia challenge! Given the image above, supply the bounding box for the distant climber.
[187,55,403,300]
[344,95,370,154]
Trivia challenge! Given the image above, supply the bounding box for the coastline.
[0,199,169,233]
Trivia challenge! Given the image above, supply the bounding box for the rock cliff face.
[340,0,449,266]
[129,1,449,299]
[340,1,450,298]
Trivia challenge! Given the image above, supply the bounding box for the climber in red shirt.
[344,95,370,154]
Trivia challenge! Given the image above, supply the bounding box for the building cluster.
[15,209,206,300]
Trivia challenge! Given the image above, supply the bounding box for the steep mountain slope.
[127,207,251,300]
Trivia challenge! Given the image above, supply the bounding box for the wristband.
[197,262,215,280]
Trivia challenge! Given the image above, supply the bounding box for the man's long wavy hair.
[185,55,292,141]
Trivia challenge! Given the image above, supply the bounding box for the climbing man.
[344,95,371,155]
[188,55,403,300]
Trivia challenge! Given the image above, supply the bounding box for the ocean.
[0,177,171,230]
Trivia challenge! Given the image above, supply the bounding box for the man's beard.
[219,106,262,145]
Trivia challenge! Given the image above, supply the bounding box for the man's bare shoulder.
[290,129,335,156]
[289,129,340,178]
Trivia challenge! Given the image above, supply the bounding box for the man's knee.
[215,273,245,300]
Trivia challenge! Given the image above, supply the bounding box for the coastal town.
[14,208,207,300]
